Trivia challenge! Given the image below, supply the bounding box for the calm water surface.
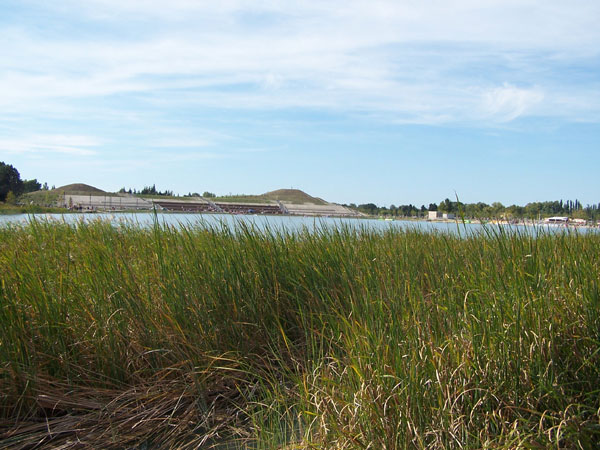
[0,212,594,235]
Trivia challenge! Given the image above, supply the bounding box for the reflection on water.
[0,212,595,235]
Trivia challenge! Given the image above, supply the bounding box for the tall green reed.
[0,218,598,448]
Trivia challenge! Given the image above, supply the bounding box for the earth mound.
[52,184,106,195]
[263,189,326,205]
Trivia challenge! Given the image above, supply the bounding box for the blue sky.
[1,0,599,207]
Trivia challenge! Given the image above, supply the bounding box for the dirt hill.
[22,183,110,206]
[263,189,327,205]
[214,189,328,205]
[52,183,106,195]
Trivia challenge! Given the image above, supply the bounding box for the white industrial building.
[428,211,455,220]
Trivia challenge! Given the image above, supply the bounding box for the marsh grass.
[0,218,599,448]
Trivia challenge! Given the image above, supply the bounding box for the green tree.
[491,202,505,217]
[0,162,23,202]
[22,179,41,194]
[358,203,378,215]
[438,198,453,213]
[505,205,524,218]
[5,191,17,205]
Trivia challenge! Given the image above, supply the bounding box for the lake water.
[0,212,453,231]
[0,212,595,235]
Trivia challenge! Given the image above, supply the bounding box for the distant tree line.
[184,191,216,198]
[118,186,217,198]
[0,161,46,203]
[434,198,599,220]
[345,198,600,221]
[118,185,174,196]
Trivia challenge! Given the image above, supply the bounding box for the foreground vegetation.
[0,219,599,448]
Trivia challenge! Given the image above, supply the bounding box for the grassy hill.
[214,189,327,205]
[22,183,117,207]
[264,189,327,205]
[51,183,108,195]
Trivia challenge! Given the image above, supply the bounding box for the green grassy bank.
[0,219,599,448]
[0,203,67,215]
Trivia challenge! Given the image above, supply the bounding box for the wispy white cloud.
[149,138,212,149]
[481,84,545,122]
[0,0,599,127]
[0,135,100,156]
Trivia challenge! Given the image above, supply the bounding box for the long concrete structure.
[60,193,361,217]
[62,194,153,210]
[280,202,361,217]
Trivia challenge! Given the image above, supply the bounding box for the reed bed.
[0,217,598,448]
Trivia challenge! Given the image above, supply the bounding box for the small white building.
[428,211,455,220]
